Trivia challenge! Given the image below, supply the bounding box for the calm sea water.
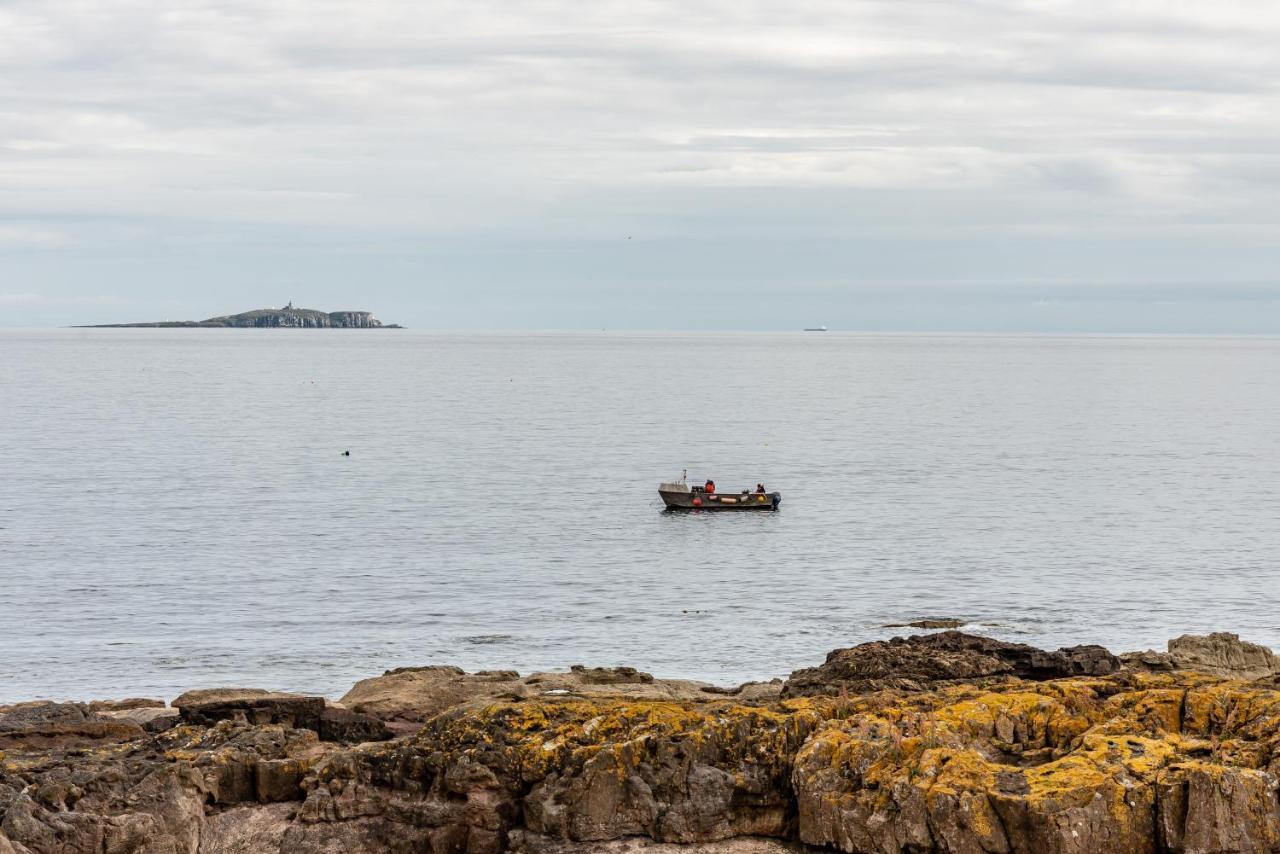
[2,330,1279,703]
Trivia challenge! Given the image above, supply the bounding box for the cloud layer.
[3,0,1280,328]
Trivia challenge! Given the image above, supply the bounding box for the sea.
[2,329,1279,704]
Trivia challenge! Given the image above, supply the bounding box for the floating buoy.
[692,496,702,507]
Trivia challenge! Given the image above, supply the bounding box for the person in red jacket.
[704,479,716,494]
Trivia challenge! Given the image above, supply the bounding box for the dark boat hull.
[660,489,780,511]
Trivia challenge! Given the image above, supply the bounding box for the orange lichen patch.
[300,675,1280,852]
[791,676,1240,851]
[916,746,1000,793]
[919,754,1008,845]
[1102,688,1185,735]
[1182,683,1280,746]
[797,721,1018,852]
[808,714,1178,796]
[799,684,1107,770]
[1111,670,1193,691]
[933,690,1093,753]
[2,756,33,774]
[454,701,681,751]
[1023,731,1180,802]
[18,671,1280,854]
[408,698,820,788]
[801,718,889,775]
[1162,756,1277,787]
[1215,739,1270,770]
[163,748,202,762]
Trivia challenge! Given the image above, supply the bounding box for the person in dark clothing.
[755,483,766,493]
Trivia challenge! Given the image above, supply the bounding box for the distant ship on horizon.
[803,326,828,332]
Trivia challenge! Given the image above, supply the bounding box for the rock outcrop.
[780,631,1119,698]
[6,633,1280,853]
[339,665,782,726]
[173,690,391,744]
[883,618,967,630]
[1122,631,1280,680]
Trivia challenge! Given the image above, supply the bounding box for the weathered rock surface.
[1120,649,1178,672]
[922,631,1120,680]
[93,706,181,732]
[317,707,394,744]
[340,666,528,722]
[1122,632,1280,680]
[509,833,805,852]
[0,700,180,739]
[1168,631,1280,679]
[781,631,1119,698]
[174,690,391,745]
[340,665,782,725]
[87,698,166,712]
[7,634,1280,853]
[176,691,326,729]
[0,704,89,733]
[171,688,293,707]
[883,618,967,630]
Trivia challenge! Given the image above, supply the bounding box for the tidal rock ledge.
[4,631,1280,853]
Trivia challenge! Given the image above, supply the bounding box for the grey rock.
[884,618,967,629]
[92,706,180,733]
[0,703,87,733]
[340,665,776,725]
[316,707,392,744]
[1167,631,1279,679]
[1120,649,1177,671]
[176,692,325,731]
[782,631,1119,698]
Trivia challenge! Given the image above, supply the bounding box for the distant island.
[78,303,401,329]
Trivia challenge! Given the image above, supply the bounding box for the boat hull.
[660,489,780,511]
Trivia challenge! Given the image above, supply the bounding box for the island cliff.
[79,305,399,328]
[3,631,1280,853]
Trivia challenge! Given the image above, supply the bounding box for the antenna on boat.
[682,468,687,484]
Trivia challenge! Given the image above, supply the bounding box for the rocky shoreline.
[4,631,1280,853]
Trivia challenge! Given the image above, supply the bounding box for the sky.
[3,0,1280,331]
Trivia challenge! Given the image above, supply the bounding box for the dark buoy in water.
[341,450,350,456]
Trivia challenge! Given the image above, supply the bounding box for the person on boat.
[756,483,766,493]
[704,479,716,494]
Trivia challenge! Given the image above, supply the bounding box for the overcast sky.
[3,0,1280,330]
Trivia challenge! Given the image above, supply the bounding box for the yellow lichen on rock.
[790,672,1280,853]
[12,637,1280,854]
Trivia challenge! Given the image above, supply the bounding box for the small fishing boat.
[659,473,781,511]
